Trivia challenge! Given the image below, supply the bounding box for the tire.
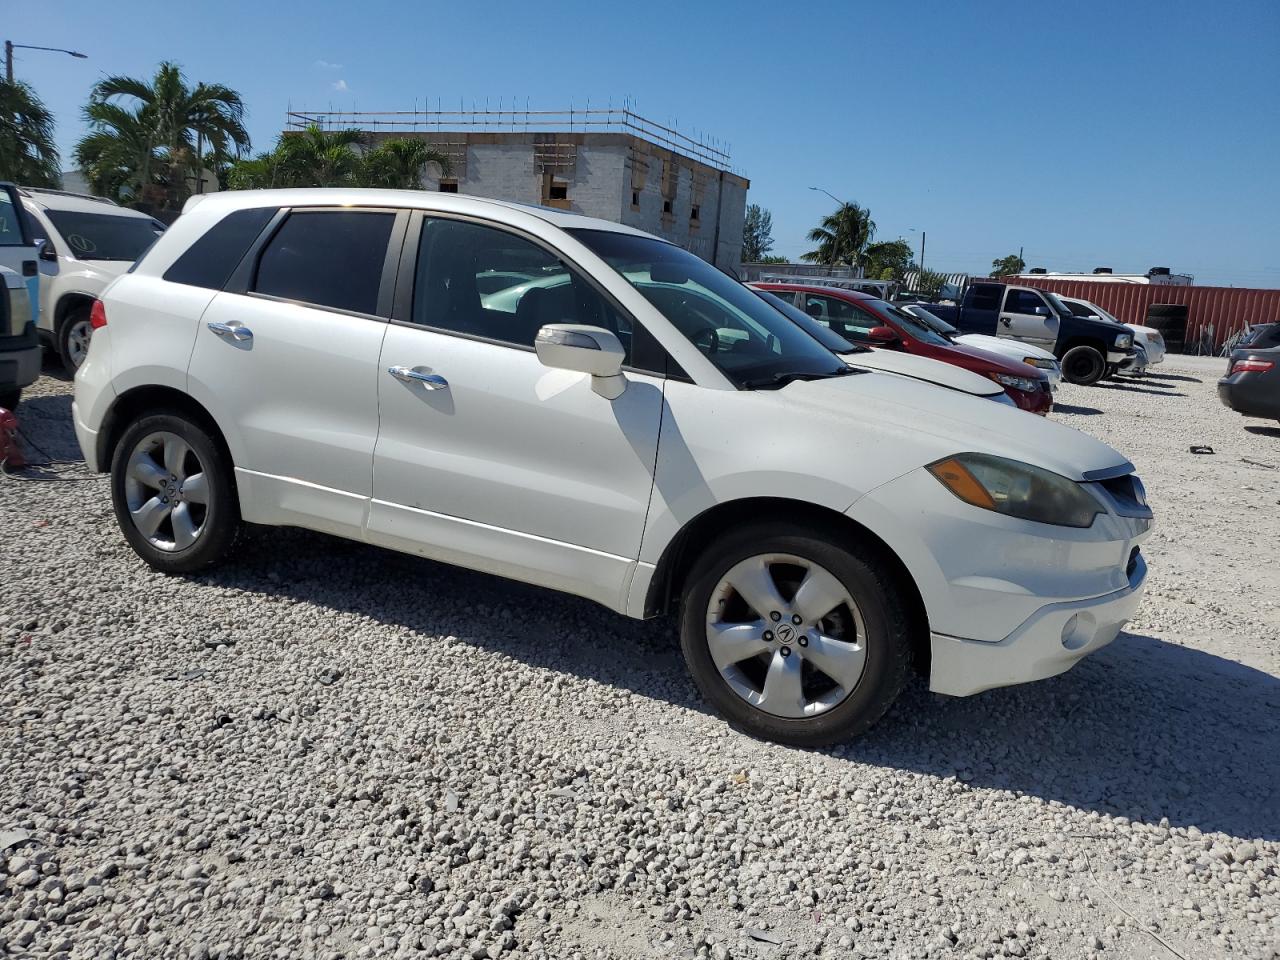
[678,522,913,747]
[0,388,19,411]
[1061,345,1107,385]
[58,306,93,373]
[110,411,240,573]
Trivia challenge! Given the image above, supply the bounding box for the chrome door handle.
[388,365,449,390]
[208,321,253,342]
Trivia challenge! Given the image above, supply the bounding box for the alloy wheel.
[66,318,92,368]
[705,553,867,718]
[122,431,210,551]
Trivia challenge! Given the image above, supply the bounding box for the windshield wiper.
[739,367,858,390]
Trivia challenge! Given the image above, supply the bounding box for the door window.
[254,210,395,315]
[409,217,641,363]
[803,294,879,341]
[0,190,31,246]
[1005,289,1048,315]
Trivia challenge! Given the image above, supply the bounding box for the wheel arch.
[97,385,234,482]
[1058,336,1106,357]
[54,291,96,332]
[642,496,931,673]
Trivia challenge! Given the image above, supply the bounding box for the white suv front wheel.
[679,523,914,746]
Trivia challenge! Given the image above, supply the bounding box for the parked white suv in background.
[1057,295,1165,374]
[74,189,1152,745]
[21,187,165,371]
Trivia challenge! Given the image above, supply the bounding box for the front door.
[368,214,666,611]
[188,207,403,537]
[998,288,1058,349]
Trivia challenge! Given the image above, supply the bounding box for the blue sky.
[13,0,1280,286]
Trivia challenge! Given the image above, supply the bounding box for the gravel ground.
[2,355,1277,960]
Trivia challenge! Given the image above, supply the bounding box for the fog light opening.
[1060,613,1087,650]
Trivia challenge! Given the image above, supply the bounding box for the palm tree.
[802,202,876,269]
[360,138,452,188]
[275,125,368,187]
[74,101,159,202]
[0,80,61,187]
[80,61,250,206]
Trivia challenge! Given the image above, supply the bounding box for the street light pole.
[5,41,89,83]
[808,185,845,207]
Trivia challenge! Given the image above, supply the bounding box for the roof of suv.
[182,188,657,239]
[20,187,156,219]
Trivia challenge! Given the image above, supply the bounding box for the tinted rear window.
[253,210,395,316]
[164,206,277,289]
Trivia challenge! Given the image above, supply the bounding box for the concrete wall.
[365,130,748,269]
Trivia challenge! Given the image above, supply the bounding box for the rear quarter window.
[163,206,278,289]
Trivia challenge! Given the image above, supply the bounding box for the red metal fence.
[983,278,1280,353]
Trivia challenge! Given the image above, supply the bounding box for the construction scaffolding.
[284,105,734,172]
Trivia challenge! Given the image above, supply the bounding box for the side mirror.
[1033,305,1048,316]
[38,240,58,262]
[867,325,901,346]
[535,324,627,399]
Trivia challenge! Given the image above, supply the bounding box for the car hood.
[844,349,1003,397]
[956,333,1057,362]
[780,372,1131,482]
[923,338,1051,379]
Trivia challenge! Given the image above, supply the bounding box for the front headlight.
[989,372,1042,393]
[1114,333,1133,349]
[1022,356,1057,371]
[927,453,1102,528]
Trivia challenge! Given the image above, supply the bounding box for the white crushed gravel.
[1,356,1277,960]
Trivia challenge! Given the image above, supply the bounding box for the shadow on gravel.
[1143,372,1203,384]
[1093,381,1186,398]
[1051,403,1103,416]
[12,393,82,462]
[1244,425,1280,439]
[208,528,1280,843]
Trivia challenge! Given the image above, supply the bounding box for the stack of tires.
[1146,304,1188,354]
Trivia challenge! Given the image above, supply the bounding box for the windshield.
[46,209,165,261]
[904,304,958,336]
[751,289,864,354]
[570,230,848,387]
[862,299,951,347]
[1044,292,1084,320]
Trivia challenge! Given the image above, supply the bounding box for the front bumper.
[930,551,1147,696]
[1106,349,1133,365]
[0,342,42,396]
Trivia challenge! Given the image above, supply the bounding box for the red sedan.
[753,283,1053,415]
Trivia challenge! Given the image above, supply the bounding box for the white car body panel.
[368,322,666,611]
[189,291,387,539]
[74,187,1151,701]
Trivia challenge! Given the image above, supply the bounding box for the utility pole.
[1018,245,1024,267]
[920,231,926,275]
[5,42,12,84]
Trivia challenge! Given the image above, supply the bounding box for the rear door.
[999,287,1058,348]
[188,207,406,538]
[0,186,39,324]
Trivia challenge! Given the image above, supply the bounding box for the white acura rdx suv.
[74,189,1152,745]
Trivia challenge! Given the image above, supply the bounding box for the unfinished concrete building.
[284,107,750,270]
